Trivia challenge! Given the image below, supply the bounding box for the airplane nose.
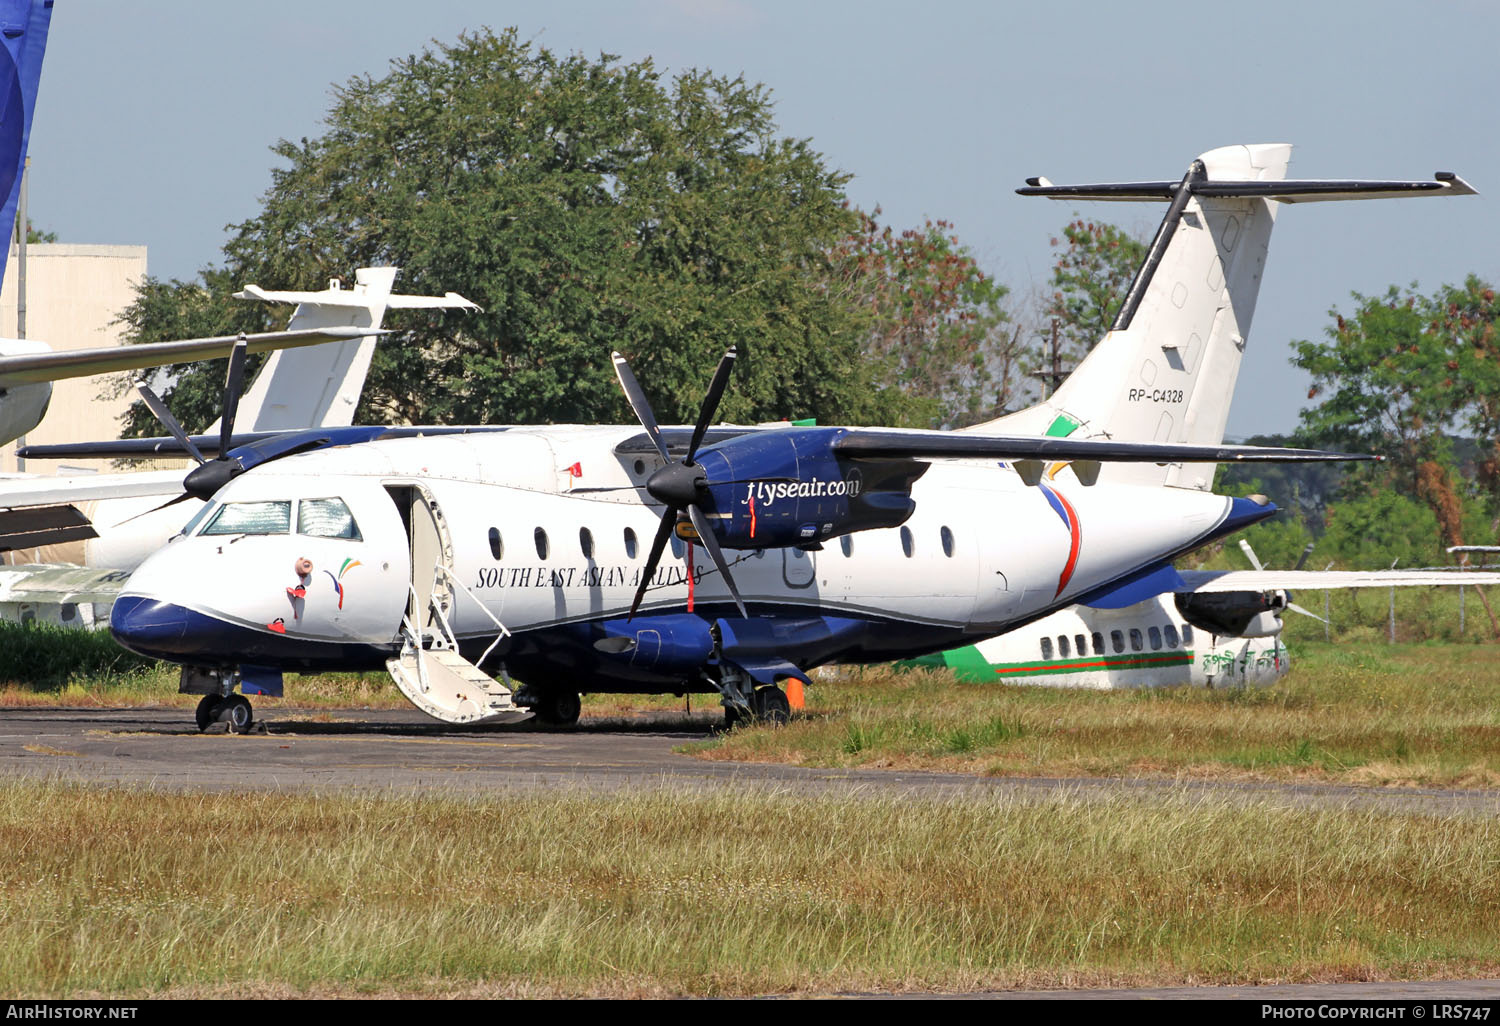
[110,595,189,656]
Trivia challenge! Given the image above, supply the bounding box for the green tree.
[1291,281,1500,549]
[829,210,1021,428]
[116,29,912,435]
[1045,218,1147,365]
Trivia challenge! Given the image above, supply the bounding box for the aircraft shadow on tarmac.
[165,709,743,739]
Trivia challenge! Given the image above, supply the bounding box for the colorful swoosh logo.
[1037,481,1081,597]
[323,557,362,610]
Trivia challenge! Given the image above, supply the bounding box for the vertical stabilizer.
[974,144,1475,489]
[226,267,479,431]
[0,0,50,287]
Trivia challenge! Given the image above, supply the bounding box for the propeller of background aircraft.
[610,348,750,620]
[1239,538,1326,622]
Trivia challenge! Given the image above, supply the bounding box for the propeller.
[1239,538,1327,624]
[611,348,748,621]
[125,336,253,519]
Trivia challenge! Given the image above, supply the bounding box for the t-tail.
[0,0,52,288]
[971,143,1476,489]
[226,267,480,432]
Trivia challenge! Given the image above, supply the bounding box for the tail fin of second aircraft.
[0,0,52,289]
[972,144,1474,489]
[224,267,480,432]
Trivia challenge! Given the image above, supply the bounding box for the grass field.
[2,782,1498,998]
[690,643,1500,788]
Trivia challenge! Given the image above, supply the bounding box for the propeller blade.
[685,347,736,465]
[109,490,195,527]
[1286,601,1329,624]
[133,382,207,466]
[688,503,747,618]
[1293,542,1315,572]
[628,512,677,621]
[611,351,669,463]
[1238,538,1265,572]
[218,335,250,454]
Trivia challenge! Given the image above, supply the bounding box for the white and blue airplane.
[90,144,1494,732]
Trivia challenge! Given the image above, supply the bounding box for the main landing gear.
[722,680,791,729]
[194,693,254,734]
[514,683,582,727]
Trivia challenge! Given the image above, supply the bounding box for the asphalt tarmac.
[5,705,1500,814]
[6,705,1500,1002]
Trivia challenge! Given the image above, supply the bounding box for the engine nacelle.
[1174,590,1286,638]
[594,614,714,672]
[694,428,926,549]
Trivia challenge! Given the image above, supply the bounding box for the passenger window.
[1111,630,1124,654]
[1129,628,1144,652]
[900,526,914,558]
[1148,626,1162,650]
[1075,633,1087,656]
[297,498,361,540]
[1164,624,1179,648]
[1040,637,1053,660]
[940,526,955,557]
[201,501,291,536]
[1181,624,1194,646]
[1091,632,1104,655]
[1057,635,1070,658]
[488,527,503,561]
[580,527,594,560]
[534,527,549,560]
[624,527,638,559]
[840,535,853,558]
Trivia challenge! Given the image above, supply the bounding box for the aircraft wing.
[0,327,389,389]
[830,429,1375,465]
[1176,569,1500,592]
[0,471,187,510]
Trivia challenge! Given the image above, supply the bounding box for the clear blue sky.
[27,0,1500,436]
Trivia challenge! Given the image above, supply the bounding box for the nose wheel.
[194,693,255,734]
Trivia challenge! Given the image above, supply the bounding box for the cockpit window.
[177,501,218,538]
[298,498,362,540]
[200,501,291,536]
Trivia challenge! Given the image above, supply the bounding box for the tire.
[536,689,581,727]
[749,685,790,726]
[217,694,254,734]
[194,694,219,733]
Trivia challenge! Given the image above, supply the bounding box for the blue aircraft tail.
[0,0,51,288]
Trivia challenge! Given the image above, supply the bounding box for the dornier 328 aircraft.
[100,144,1496,733]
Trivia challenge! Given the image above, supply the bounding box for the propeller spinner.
[611,348,749,621]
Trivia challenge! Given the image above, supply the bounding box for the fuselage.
[111,425,1273,692]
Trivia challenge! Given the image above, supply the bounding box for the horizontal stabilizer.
[1018,172,1477,203]
[235,283,480,311]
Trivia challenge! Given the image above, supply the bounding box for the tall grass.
[699,644,1500,786]
[1,782,1497,996]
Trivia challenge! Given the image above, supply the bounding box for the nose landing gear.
[193,693,255,734]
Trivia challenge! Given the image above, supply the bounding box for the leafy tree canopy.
[117,28,959,434]
[1045,218,1146,364]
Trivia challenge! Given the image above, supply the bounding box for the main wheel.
[216,694,254,734]
[749,685,790,726]
[194,694,219,733]
[536,689,581,727]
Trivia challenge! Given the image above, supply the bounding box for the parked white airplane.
[97,146,1491,733]
[0,267,478,573]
